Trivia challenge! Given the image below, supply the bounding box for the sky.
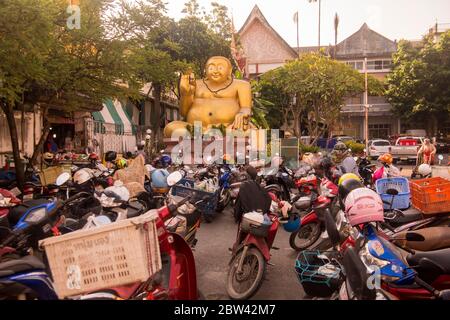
[164,0,450,46]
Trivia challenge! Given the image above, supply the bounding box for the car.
[368,139,391,157]
[333,135,355,143]
[435,138,449,154]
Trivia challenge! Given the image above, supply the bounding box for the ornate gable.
[239,5,297,65]
[336,23,397,58]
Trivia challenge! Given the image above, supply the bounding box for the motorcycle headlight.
[24,207,47,224]
[360,243,389,270]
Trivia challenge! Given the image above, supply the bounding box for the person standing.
[418,138,436,165]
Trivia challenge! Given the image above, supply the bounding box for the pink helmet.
[344,188,384,226]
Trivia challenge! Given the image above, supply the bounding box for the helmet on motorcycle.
[418,163,432,177]
[151,169,170,189]
[160,155,172,167]
[103,184,130,202]
[43,152,54,161]
[89,153,99,161]
[333,142,348,152]
[281,215,301,233]
[104,151,117,163]
[338,178,364,201]
[338,173,361,186]
[116,158,127,169]
[344,188,384,226]
[319,156,334,171]
[378,153,393,165]
[73,168,94,185]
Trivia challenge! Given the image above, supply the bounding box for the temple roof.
[334,23,397,58]
[238,5,298,58]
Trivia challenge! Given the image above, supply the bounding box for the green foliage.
[386,32,450,131]
[299,144,320,154]
[345,141,365,155]
[260,52,383,141]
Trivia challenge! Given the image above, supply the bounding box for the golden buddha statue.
[164,56,254,138]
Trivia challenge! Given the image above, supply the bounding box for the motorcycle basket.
[295,250,343,298]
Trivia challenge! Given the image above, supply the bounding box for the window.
[369,124,391,139]
[373,141,390,147]
[345,61,363,70]
[367,60,392,71]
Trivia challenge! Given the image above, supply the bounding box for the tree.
[386,32,450,136]
[260,53,384,143]
[0,0,142,189]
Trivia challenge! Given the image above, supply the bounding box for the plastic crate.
[410,177,450,215]
[171,179,219,216]
[39,211,161,299]
[39,166,64,186]
[295,250,343,298]
[375,177,411,210]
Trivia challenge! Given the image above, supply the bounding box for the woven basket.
[39,210,161,298]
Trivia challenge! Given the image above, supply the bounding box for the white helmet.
[418,164,432,177]
[73,168,94,185]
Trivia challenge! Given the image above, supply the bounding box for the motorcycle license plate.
[23,193,34,200]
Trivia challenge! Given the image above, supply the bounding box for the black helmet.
[334,142,347,152]
[105,151,117,162]
[338,178,364,202]
[319,156,334,170]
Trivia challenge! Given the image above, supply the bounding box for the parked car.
[368,139,391,158]
[389,136,424,163]
[333,135,355,143]
[435,138,449,154]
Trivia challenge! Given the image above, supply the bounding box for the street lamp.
[364,57,369,153]
[308,0,322,48]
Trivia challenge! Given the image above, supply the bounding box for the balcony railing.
[341,103,392,113]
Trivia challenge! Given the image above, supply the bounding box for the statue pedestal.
[163,137,250,165]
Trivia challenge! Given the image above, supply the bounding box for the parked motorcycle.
[226,193,300,300]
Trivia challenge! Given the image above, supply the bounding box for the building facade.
[238,5,401,140]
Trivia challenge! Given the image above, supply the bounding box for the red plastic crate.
[409,177,450,215]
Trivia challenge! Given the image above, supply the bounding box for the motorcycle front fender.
[167,232,198,300]
[241,234,271,261]
[301,211,319,225]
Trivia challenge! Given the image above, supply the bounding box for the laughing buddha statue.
[163,56,254,138]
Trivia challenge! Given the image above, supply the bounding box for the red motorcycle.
[226,193,299,300]
[81,195,202,300]
[289,177,341,251]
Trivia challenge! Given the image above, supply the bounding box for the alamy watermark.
[66,4,81,30]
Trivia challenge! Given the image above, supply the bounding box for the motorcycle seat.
[388,210,424,228]
[0,255,46,277]
[397,227,450,252]
[407,248,450,274]
[8,199,50,226]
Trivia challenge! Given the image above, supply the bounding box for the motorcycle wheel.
[289,221,321,251]
[216,189,231,213]
[226,247,266,300]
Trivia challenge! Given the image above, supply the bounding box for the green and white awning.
[92,99,135,135]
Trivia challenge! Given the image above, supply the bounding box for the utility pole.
[308,0,322,49]
[364,57,369,153]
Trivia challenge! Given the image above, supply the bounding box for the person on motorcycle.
[233,166,272,224]
[331,142,360,177]
[372,153,401,183]
[418,138,436,165]
[314,156,341,185]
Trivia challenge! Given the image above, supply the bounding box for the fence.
[85,118,136,156]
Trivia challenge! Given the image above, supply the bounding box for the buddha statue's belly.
[187,98,240,127]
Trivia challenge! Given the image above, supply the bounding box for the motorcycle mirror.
[406,232,426,242]
[56,172,71,186]
[167,171,184,187]
[97,163,107,172]
[438,154,444,161]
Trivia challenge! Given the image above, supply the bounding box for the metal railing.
[341,103,392,113]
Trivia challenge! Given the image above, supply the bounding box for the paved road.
[193,209,304,300]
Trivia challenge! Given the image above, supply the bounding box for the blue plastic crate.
[171,179,219,216]
[375,177,411,210]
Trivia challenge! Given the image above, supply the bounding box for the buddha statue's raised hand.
[180,69,196,96]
